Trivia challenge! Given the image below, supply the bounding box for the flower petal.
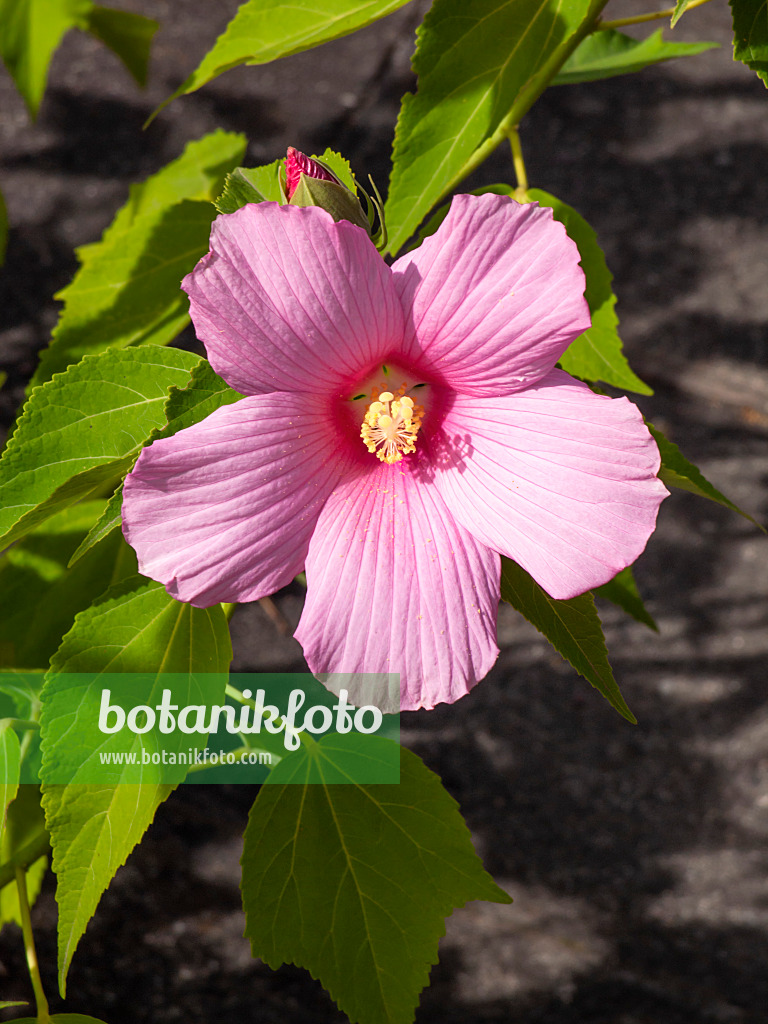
[295,462,500,712]
[182,203,404,396]
[431,369,668,599]
[392,193,590,396]
[122,394,357,606]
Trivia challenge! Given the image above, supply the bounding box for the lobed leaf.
[553,27,716,84]
[31,131,246,387]
[385,0,594,253]
[0,502,137,669]
[69,360,244,564]
[0,346,199,552]
[0,722,20,839]
[84,5,158,87]
[649,422,759,524]
[41,575,232,992]
[500,557,636,722]
[215,160,284,214]
[156,0,413,116]
[671,0,694,26]
[242,733,510,1024]
[0,0,91,118]
[730,0,768,85]
[594,565,658,631]
[526,187,652,394]
[0,785,48,928]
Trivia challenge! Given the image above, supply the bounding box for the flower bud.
[283,148,370,233]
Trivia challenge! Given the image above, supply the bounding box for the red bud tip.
[285,147,338,199]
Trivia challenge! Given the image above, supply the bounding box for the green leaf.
[66,486,126,567]
[157,359,243,438]
[0,722,20,838]
[0,501,137,669]
[730,0,768,85]
[69,361,243,564]
[31,131,246,388]
[0,185,7,266]
[385,0,594,253]
[525,188,652,394]
[41,575,231,992]
[0,346,199,551]
[84,5,158,87]
[0,672,44,718]
[215,160,284,214]
[671,0,694,26]
[594,565,658,631]
[156,0,413,116]
[648,422,759,523]
[242,733,510,1024]
[552,28,716,85]
[0,785,48,928]
[0,0,92,118]
[500,557,635,722]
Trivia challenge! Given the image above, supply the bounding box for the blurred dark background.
[2,1,768,1021]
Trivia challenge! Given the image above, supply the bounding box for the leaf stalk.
[597,0,713,30]
[442,0,613,199]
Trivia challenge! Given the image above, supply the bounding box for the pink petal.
[182,203,404,396]
[391,193,590,396]
[295,462,500,712]
[122,394,357,607]
[431,370,668,599]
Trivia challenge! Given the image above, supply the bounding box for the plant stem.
[15,865,50,1023]
[507,127,528,191]
[598,0,712,29]
[441,0,612,199]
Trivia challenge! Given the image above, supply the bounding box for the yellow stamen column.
[360,389,424,464]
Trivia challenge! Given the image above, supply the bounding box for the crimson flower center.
[351,369,427,464]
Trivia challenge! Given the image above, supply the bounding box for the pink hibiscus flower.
[121,192,667,711]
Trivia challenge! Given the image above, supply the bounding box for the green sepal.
[289,175,370,231]
[501,557,636,723]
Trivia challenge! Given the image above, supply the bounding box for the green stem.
[0,830,50,892]
[15,865,50,1023]
[442,0,612,199]
[507,126,528,192]
[598,0,712,29]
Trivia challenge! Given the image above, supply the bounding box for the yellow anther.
[360,389,424,464]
